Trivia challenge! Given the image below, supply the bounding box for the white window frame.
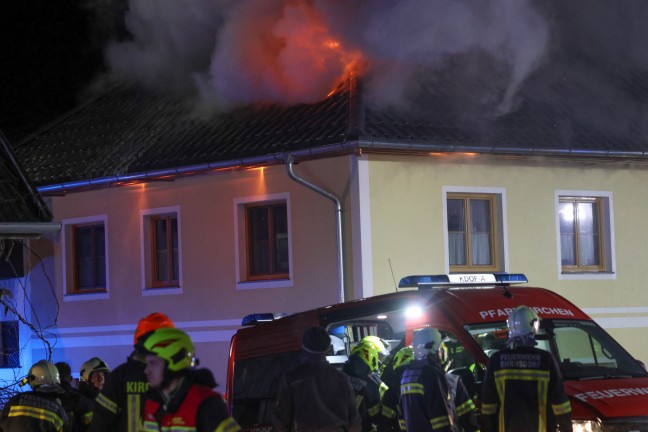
[140,206,183,296]
[62,215,109,301]
[555,190,616,280]
[234,193,293,290]
[442,186,509,274]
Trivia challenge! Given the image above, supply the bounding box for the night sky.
[5,1,648,150]
[0,1,109,144]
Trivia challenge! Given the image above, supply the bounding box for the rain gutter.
[36,139,648,195]
[286,155,345,304]
[35,142,358,194]
[0,222,62,239]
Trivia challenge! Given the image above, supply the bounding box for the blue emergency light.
[241,312,287,326]
[398,273,528,289]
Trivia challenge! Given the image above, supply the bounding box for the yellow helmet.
[393,346,414,369]
[362,335,390,360]
[351,342,380,372]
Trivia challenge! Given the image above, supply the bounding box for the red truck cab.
[227,274,648,432]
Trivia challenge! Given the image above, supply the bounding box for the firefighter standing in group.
[378,345,413,431]
[0,360,69,432]
[89,312,176,432]
[399,327,479,432]
[481,305,572,432]
[343,341,383,431]
[137,327,240,432]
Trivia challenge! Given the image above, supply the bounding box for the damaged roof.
[13,69,648,192]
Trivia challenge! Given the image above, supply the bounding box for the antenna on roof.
[388,259,398,292]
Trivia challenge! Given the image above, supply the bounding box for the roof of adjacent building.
[0,130,54,235]
[13,67,648,192]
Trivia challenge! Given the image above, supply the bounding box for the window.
[559,197,604,272]
[73,223,106,292]
[246,202,289,280]
[446,193,503,272]
[141,207,182,293]
[151,215,179,287]
[0,321,19,368]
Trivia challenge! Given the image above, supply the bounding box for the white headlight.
[572,420,602,432]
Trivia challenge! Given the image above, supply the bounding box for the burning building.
[5,0,648,387]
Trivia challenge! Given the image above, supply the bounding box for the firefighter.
[399,328,479,432]
[272,326,361,432]
[343,341,383,431]
[481,305,572,432]
[79,357,110,400]
[57,361,94,432]
[137,327,240,432]
[89,312,175,432]
[0,359,69,432]
[361,335,391,396]
[378,346,413,431]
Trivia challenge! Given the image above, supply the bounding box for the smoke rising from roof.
[101,0,648,143]
[105,0,547,110]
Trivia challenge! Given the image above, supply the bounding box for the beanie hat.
[302,327,331,354]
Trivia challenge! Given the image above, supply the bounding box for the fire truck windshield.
[465,319,648,380]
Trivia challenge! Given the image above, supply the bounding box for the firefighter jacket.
[272,351,362,432]
[142,368,240,432]
[59,381,94,432]
[89,354,148,432]
[399,359,479,432]
[343,354,383,431]
[379,362,407,431]
[481,345,573,432]
[0,387,69,432]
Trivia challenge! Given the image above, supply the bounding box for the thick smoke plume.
[104,0,547,110]
[100,0,648,141]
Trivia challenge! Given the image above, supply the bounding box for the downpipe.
[286,156,345,303]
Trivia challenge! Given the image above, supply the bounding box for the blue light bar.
[398,273,528,288]
[241,313,287,326]
[398,275,450,288]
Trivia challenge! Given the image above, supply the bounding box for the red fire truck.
[226,273,648,432]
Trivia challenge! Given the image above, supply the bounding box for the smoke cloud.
[100,0,648,141]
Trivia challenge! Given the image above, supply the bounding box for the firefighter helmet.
[137,327,195,372]
[507,305,540,339]
[80,357,110,382]
[362,336,390,358]
[393,346,414,369]
[26,360,60,388]
[351,342,380,372]
[134,312,175,345]
[412,327,443,360]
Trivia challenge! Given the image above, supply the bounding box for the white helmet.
[26,360,60,389]
[80,357,110,382]
[507,306,540,340]
[412,327,442,360]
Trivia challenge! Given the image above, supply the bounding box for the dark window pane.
[75,225,105,290]
[447,199,465,232]
[247,203,288,277]
[155,219,168,281]
[248,207,270,275]
[448,199,466,265]
[171,218,179,280]
[273,205,289,273]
